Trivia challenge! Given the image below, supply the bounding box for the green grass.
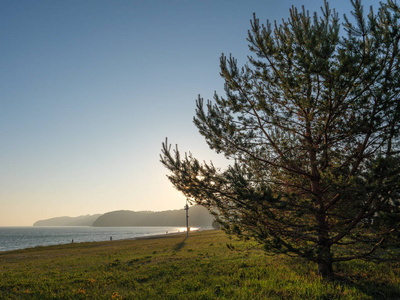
[0,230,399,299]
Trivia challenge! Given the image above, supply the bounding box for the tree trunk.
[312,178,333,279]
[317,258,333,279]
[316,244,334,279]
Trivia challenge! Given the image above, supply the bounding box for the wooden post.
[184,201,189,237]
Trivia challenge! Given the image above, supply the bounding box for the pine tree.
[161,0,400,279]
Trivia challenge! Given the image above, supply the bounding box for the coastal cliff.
[92,205,213,228]
[33,205,214,228]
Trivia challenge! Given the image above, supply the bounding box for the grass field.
[0,230,399,299]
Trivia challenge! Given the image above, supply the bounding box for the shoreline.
[0,227,211,253]
[132,228,202,240]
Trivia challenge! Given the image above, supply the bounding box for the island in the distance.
[33,205,215,228]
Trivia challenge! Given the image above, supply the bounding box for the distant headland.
[33,205,214,228]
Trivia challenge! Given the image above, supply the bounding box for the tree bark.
[317,244,334,279]
[318,260,333,279]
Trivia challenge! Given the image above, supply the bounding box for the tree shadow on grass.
[287,257,400,299]
[173,237,187,252]
[333,274,400,299]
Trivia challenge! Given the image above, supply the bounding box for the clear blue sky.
[1,0,379,226]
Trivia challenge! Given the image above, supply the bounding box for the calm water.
[0,226,187,252]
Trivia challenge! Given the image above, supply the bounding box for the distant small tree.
[161,0,400,279]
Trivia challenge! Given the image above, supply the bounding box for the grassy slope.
[0,230,399,299]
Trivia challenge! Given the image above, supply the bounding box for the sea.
[0,226,188,252]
